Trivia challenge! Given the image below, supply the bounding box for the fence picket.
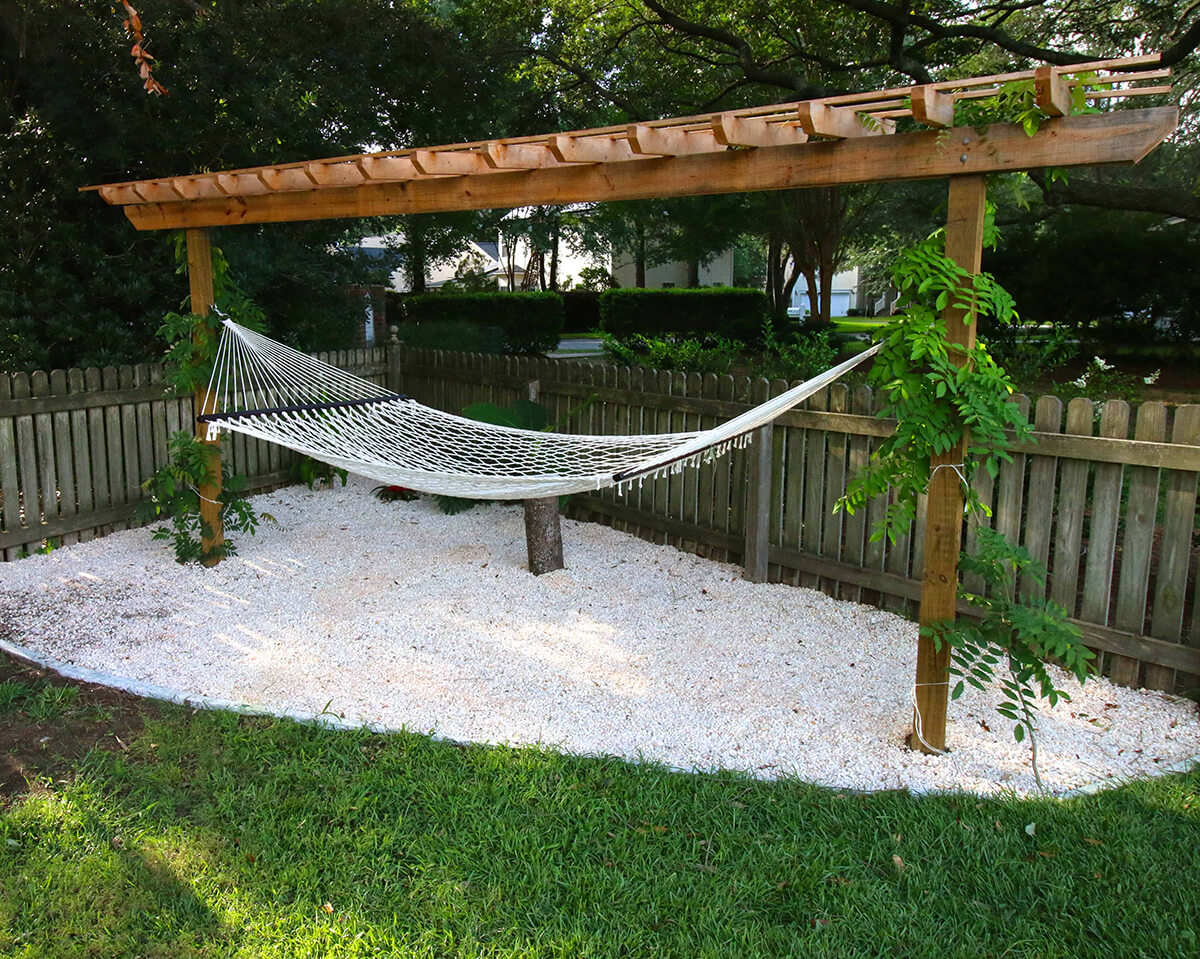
[801,388,828,589]
[68,369,94,543]
[1111,402,1167,685]
[47,370,77,546]
[994,394,1031,549]
[781,410,806,587]
[1021,396,1063,598]
[31,372,59,538]
[696,373,718,555]
[822,384,849,596]
[12,373,39,545]
[1049,398,1095,617]
[84,369,111,518]
[768,379,789,582]
[1081,400,1131,663]
[0,377,20,559]
[1148,405,1200,691]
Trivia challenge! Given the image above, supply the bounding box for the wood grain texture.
[119,110,1177,230]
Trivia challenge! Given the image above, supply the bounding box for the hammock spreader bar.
[197,393,410,424]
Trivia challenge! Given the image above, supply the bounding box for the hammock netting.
[199,318,880,500]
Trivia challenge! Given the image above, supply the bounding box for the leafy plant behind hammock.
[423,398,580,514]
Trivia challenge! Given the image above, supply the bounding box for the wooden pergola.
[86,54,1176,753]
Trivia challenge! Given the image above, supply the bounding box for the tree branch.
[1030,170,1200,222]
[641,0,831,97]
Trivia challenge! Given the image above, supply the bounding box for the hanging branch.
[119,1,168,96]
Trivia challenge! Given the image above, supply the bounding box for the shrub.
[137,432,264,564]
[598,332,742,375]
[396,318,505,353]
[562,290,602,332]
[395,292,563,354]
[598,288,769,343]
[748,319,840,381]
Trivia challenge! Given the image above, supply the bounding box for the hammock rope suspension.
[200,318,880,500]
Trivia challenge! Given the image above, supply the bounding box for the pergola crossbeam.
[84,54,1171,219]
[109,108,1178,231]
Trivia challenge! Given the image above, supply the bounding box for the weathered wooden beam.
[911,174,987,755]
[117,109,1178,231]
[1035,65,1072,117]
[910,86,956,128]
[797,101,895,138]
[627,123,720,156]
[712,113,808,147]
[185,228,224,567]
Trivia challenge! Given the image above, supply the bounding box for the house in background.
[786,266,866,319]
[611,249,735,288]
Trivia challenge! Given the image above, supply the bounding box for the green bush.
[395,292,563,354]
[749,320,840,382]
[598,332,743,375]
[598,288,769,343]
[561,290,602,332]
[396,318,505,353]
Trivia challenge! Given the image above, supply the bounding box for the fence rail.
[3,342,1198,694]
[398,348,1200,693]
[0,348,386,558]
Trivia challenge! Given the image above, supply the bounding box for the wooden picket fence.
[0,348,387,560]
[398,347,1200,694]
[3,342,1199,694]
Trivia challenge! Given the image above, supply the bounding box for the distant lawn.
[832,317,891,334]
[2,664,1199,958]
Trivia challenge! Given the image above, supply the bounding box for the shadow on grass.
[2,701,1199,958]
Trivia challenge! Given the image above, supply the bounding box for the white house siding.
[612,248,735,288]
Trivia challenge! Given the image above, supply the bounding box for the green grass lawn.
[2,665,1199,958]
[832,317,891,334]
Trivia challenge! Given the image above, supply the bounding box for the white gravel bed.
[2,475,1197,797]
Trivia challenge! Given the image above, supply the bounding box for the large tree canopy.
[2,0,1195,370]
[512,0,1198,221]
[0,0,524,370]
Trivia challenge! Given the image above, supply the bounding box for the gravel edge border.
[4,637,1196,801]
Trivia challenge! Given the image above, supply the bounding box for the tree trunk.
[524,496,564,575]
[410,244,427,294]
[686,258,700,288]
[635,221,646,287]
[522,379,564,574]
[817,255,834,325]
[803,270,819,324]
[549,220,560,290]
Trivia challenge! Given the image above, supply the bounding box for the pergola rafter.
[84,53,1178,755]
[85,55,1173,229]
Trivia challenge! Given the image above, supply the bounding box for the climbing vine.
[140,239,270,564]
[835,208,1093,758]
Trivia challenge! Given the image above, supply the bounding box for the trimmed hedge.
[391,292,564,355]
[562,290,602,333]
[598,288,769,342]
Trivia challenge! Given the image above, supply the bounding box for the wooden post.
[185,228,224,566]
[743,422,773,583]
[910,175,986,753]
[386,325,404,394]
[523,379,565,575]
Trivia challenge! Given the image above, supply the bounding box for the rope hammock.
[198,317,880,500]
